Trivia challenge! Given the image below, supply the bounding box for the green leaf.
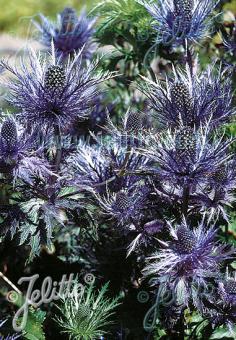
[210,326,236,339]
[21,308,46,340]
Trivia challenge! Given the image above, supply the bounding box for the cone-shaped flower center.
[125,112,142,133]
[175,127,196,158]
[1,119,18,149]
[44,66,66,90]
[174,0,193,23]
[115,191,130,212]
[176,225,196,254]
[170,82,193,116]
[224,280,236,295]
[60,7,78,33]
[76,304,91,322]
[210,165,228,184]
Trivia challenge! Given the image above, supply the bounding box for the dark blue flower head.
[143,220,234,305]
[104,109,146,149]
[175,126,197,160]
[202,272,236,333]
[0,117,50,181]
[139,124,233,192]
[113,190,131,213]
[0,117,18,157]
[139,64,233,129]
[0,48,114,131]
[140,0,218,45]
[219,277,236,305]
[64,140,148,194]
[35,7,96,60]
[95,184,149,226]
[124,111,143,134]
[192,160,236,221]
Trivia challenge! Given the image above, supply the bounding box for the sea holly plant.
[0,47,114,130]
[1,2,236,340]
[34,7,97,61]
[138,63,233,129]
[139,0,220,46]
[54,281,120,340]
[0,42,115,253]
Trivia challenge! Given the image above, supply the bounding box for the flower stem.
[54,125,62,172]
[182,185,190,216]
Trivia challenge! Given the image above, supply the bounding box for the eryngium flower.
[125,111,143,133]
[140,0,218,45]
[34,7,96,60]
[0,117,50,181]
[95,186,148,226]
[64,141,148,193]
[192,161,236,221]
[54,282,120,340]
[139,125,233,191]
[143,221,234,305]
[202,273,236,333]
[104,110,145,148]
[0,48,114,130]
[139,64,232,129]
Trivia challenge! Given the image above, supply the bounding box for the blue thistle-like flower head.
[139,64,233,129]
[143,220,234,305]
[219,278,236,304]
[0,117,51,181]
[202,272,236,332]
[175,126,197,161]
[139,124,233,189]
[104,109,146,149]
[35,7,96,60]
[124,111,143,134]
[64,141,148,194]
[0,118,18,157]
[193,160,236,221]
[138,123,236,219]
[114,190,130,212]
[140,0,218,45]
[0,48,114,131]
[95,185,149,226]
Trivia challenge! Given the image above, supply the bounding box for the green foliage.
[21,308,46,340]
[55,209,99,264]
[92,0,152,35]
[92,0,155,75]
[153,310,236,339]
[54,282,120,340]
[210,326,236,339]
[0,288,46,340]
[223,0,236,12]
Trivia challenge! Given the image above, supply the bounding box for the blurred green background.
[0,0,94,36]
[0,0,236,37]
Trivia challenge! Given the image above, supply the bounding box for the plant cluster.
[1,0,236,339]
